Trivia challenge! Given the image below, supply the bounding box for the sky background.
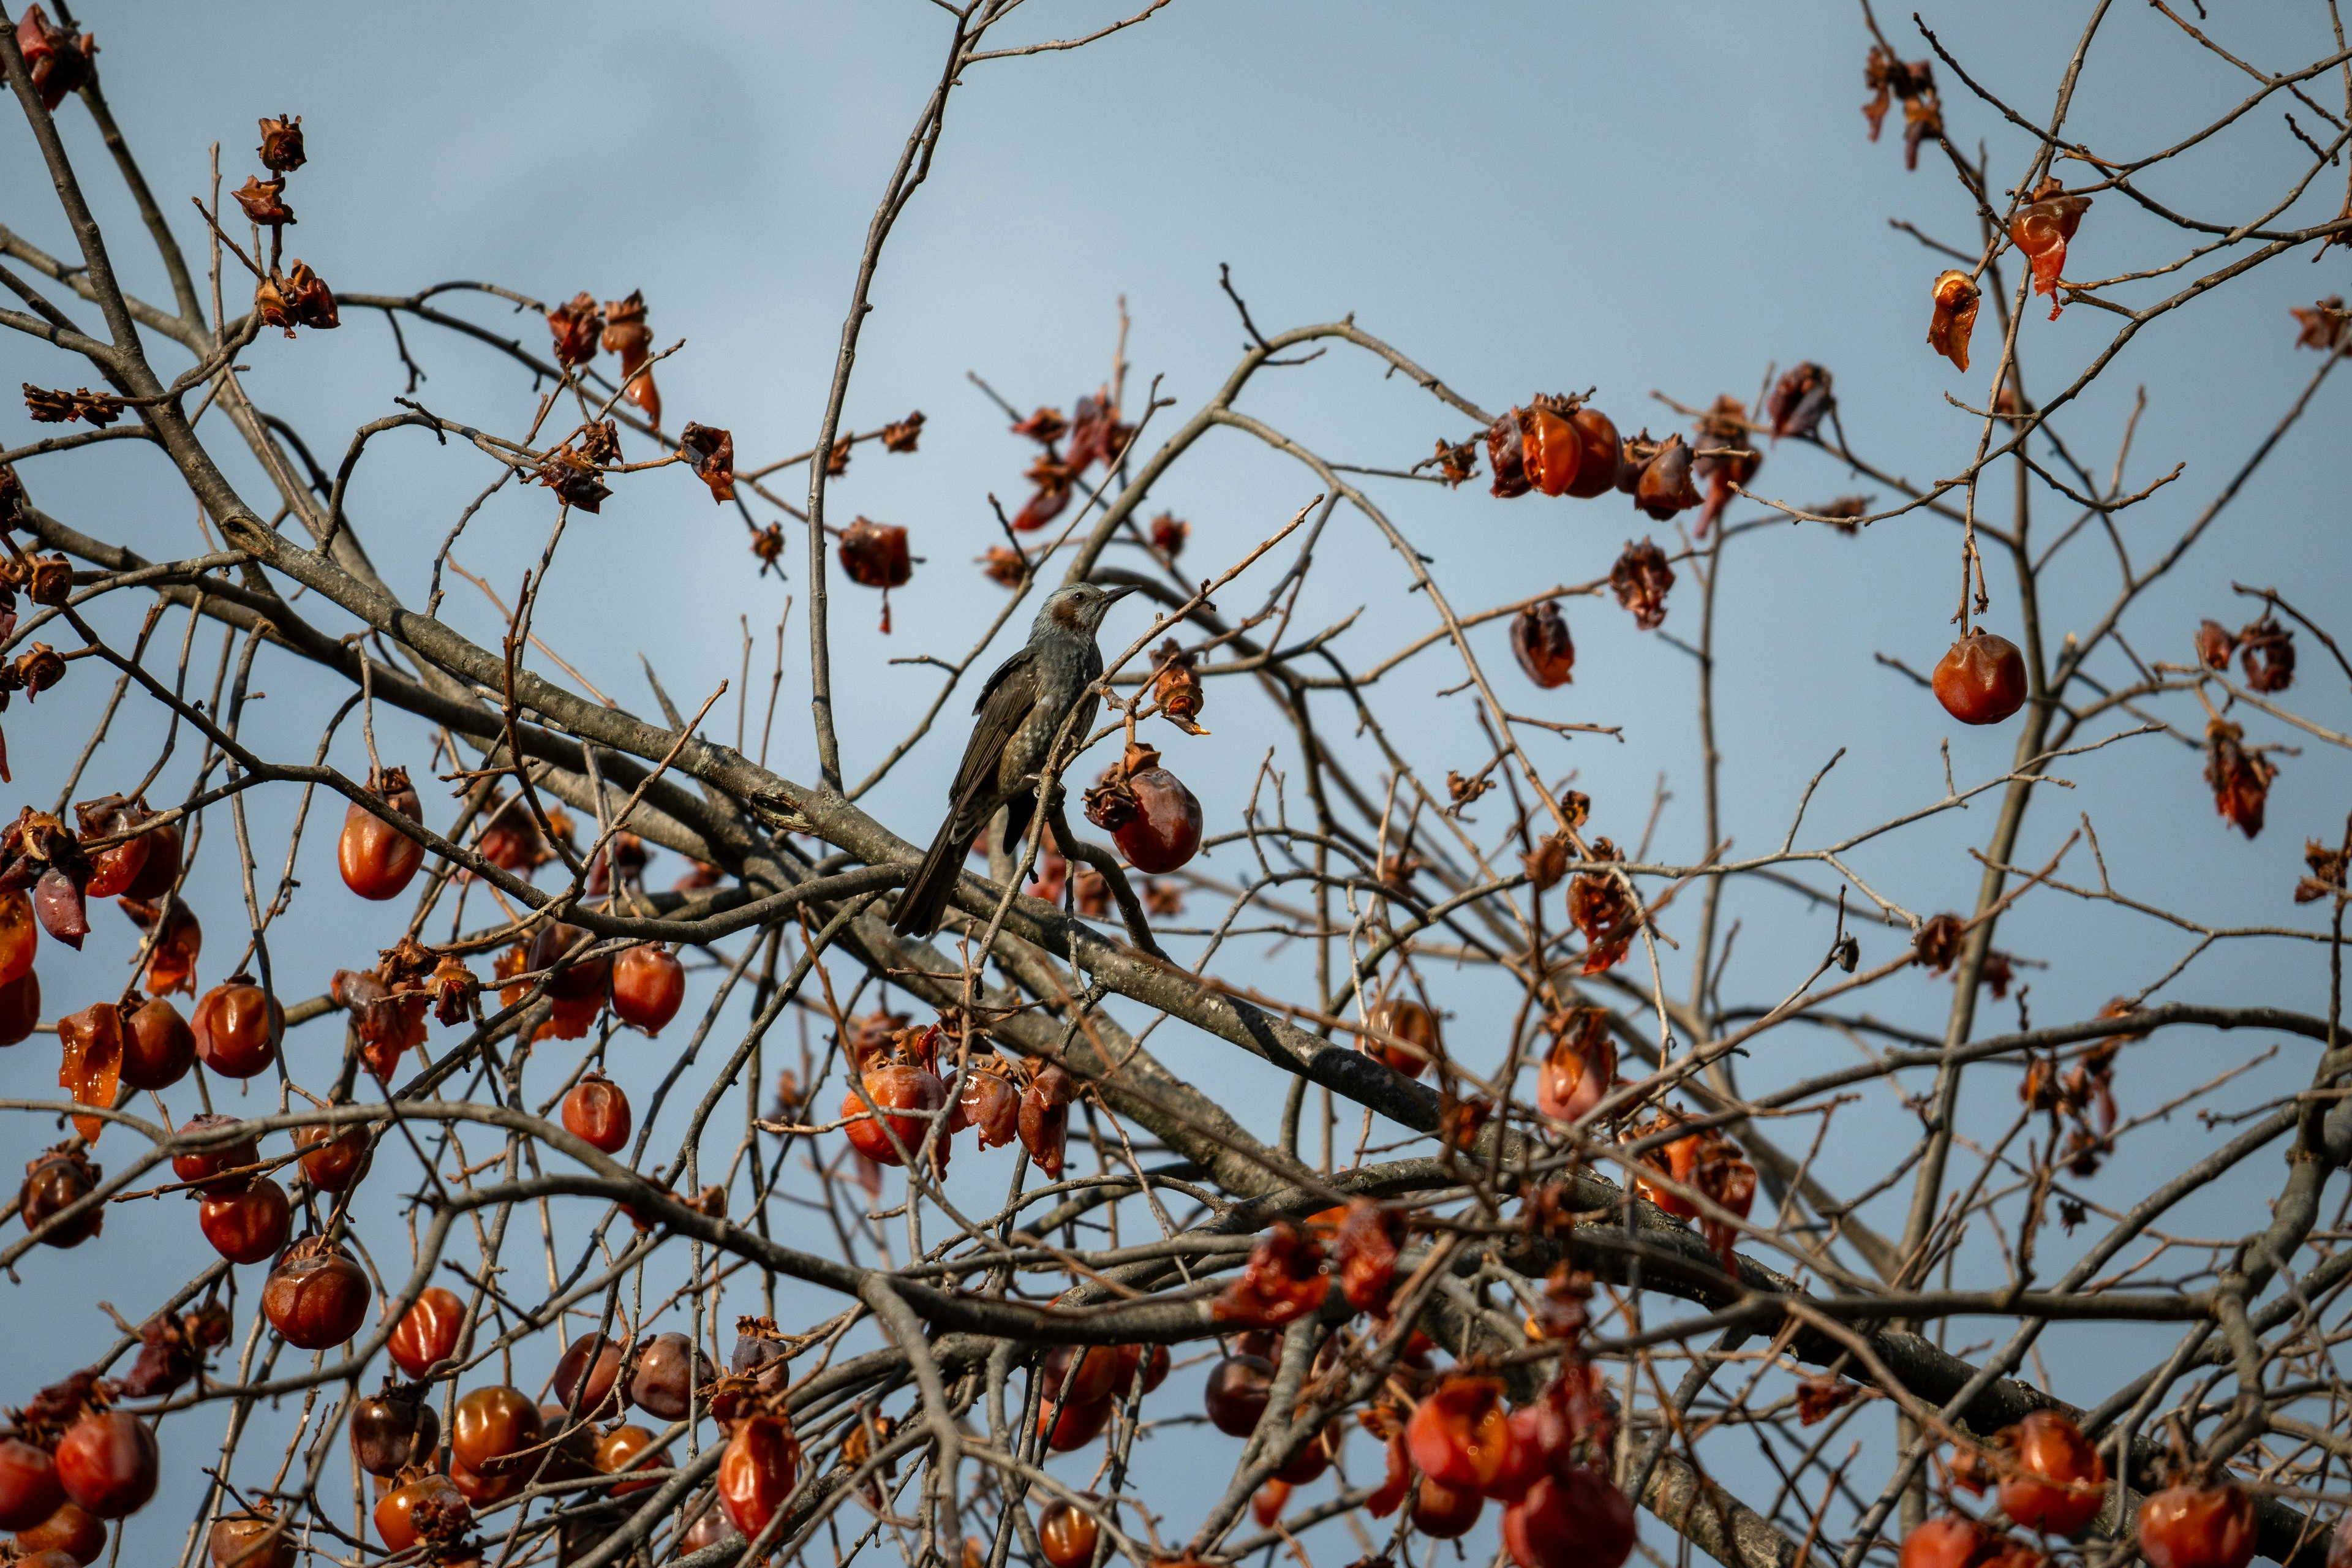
[4,1,2350,1562]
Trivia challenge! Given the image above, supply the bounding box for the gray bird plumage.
[891,581,1134,937]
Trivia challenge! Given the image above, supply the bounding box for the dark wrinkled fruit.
[1203,1354,1275,1437]
[262,1237,371,1349]
[19,1145,102,1246]
[208,1509,295,1568]
[119,999,195,1090]
[552,1332,627,1419]
[1933,630,2028,726]
[529,921,610,1002]
[349,1392,438,1477]
[1512,601,1575,688]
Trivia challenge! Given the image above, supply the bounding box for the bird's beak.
[1099,584,1139,606]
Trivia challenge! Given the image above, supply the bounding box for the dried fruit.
[2236,616,2294,693]
[600,290,662,428]
[1633,434,1702,521]
[56,1002,122,1143]
[14,6,95,111]
[18,1144,101,1246]
[2010,179,2092,320]
[1768,364,1834,441]
[2291,296,2349,354]
[1211,1221,1328,1327]
[1148,639,1208,735]
[838,517,910,588]
[1512,600,1575,687]
[231,176,293,227]
[1334,1199,1403,1312]
[1487,409,1531,499]
[1691,395,1762,533]
[1362,994,1438,1079]
[2204,718,2275,839]
[1567,839,1632,974]
[1933,630,2028,725]
[1610,539,1673,630]
[948,1054,1020,1148]
[680,423,736,503]
[256,114,304,172]
[1929,270,1981,372]
[2195,619,2236,671]
[547,293,601,368]
[1018,1060,1072,1178]
[1149,512,1189,556]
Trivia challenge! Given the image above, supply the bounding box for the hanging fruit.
[56,1002,122,1143]
[1928,270,1981,372]
[72,797,146,899]
[717,1412,800,1539]
[1691,395,1760,533]
[1633,433,1702,521]
[946,1051,1020,1148]
[600,290,662,429]
[340,766,426,901]
[842,1035,948,1169]
[1082,741,1203,874]
[546,293,601,368]
[1362,994,1438,1079]
[197,1178,290,1264]
[0,886,33,986]
[1210,1221,1329,1327]
[1997,1411,2105,1535]
[349,1389,439,1477]
[2010,178,2092,319]
[1486,408,1531,499]
[1519,399,1583,497]
[1766,363,1835,442]
[1564,405,1623,498]
[1017,1060,1072,1178]
[611,944,685,1035]
[2203,718,2275,839]
[119,897,200,997]
[2138,1480,2256,1568]
[192,974,282,1078]
[1610,540,1674,630]
[562,1072,633,1154]
[1534,1008,1615,1123]
[837,518,913,633]
[18,1144,102,1247]
[0,809,91,949]
[1512,600,1575,688]
[52,1411,156,1520]
[260,1235,371,1349]
[1932,630,2028,725]
[292,1121,369,1191]
[387,1286,466,1378]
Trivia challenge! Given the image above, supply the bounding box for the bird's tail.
[891,814,967,938]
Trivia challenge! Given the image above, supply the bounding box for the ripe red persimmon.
[717,1413,800,1540]
[172,1114,258,1195]
[843,1062,947,1167]
[119,999,195,1091]
[191,976,281,1079]
[0,969,39,1047]
[1037,1392,1114,1451]
[1408,1377,1515,1495]
[1202,1354,1275,1437]
[1899,1513,1993,1568]
[1037,1501,1099,1568]
[1413,1475,1487,1540]
[1115,763,1202,875]
[1042,1344,1122,1408]
[197,1177,290,1264]
[528,921,610,1002]
[1933,629,2028,726]
[1520,404,1583,497]
[18,1145,102,1248]
[552,1332,626,1419]
[348,1392,437,1477]
[563,1073,633,1154]
[1363,996,1438,1079]
[1564,407,1623,499]
[292,1123,370,1191]
[2139,1485,2255,1568]
[261,1237,371,1349]
[628,1332,714,1422]
[387,1285,467,1378]
[609,945,685,1035]
[1502,1468,1636,1568]
[1114,1341,1170,1396]
[1536,1011,1615,1123]
[0,1438,64,1531]
[451,1386,543,1476]
[0,888,36,986]
[372,1473,467,1553]
[1998,1411,2106,1536]
[14,1502,105,1566]
[53,1412,157,1520]
[206,1509,295,1568]
[339,767,426,900]
[120,817,181,902]
[594,1425,671,1496]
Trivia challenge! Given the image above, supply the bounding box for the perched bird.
[891,581,1137,937]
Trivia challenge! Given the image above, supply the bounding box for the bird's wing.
[949,646,1040,815]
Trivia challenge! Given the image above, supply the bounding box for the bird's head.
[1036,581,1136,638]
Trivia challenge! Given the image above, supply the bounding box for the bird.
[891,580,1137,937]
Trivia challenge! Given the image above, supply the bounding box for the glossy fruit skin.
[1115,1342,1170,1396]
[0,889,36,986]
[448,1450,524,1506]
[1512,601,1575,688]
[53,1412,157,1520]
[529,922,609,1003]
[1414,1476,1487,1540]
[1899,1514,1989,1568]
[562,1076,632,1154]
[607,944,685,1035]
[1536,1020,1615,1124]
[1038,1393,1114,1451]
[349,1393,437,1476]
[14,1502,105,1566]
[1564,408,1623,499]
[1933,630,2029,726]
[1203,1354,1275,1437]
[594,1425,671,1496]
[388,1286,467,1378]
[0,1438,64,1531]
[536,1405,599,1483]
[680,1506,742,1555]
[121,820,181,902]
[119,1000,195,1090]
[1038,1501,1100,1568]
[2139,1486,2255,1568]
[262,1241,371,1349]
[192,979,281,1079]
[19,1148,102,1247]
[1110,764,1202,874]
[1409,1378,1513,1494]
[198,1178,291,1264]
[0,969,39,1047]
[173,1115,259,1195]
[208,1510,295,1568]
[717,1413,799,1540]
[1999,1411,2106,1536]
[293,1123,371,1191]
[953,1067,1020,1148]
[1521,405,1583,497]
[373,1473,466,1552]
[628,1332,714,1422]
[1363,997,1438,1079]
[339,777,425,901]
[18,1550,86,1568]
[1502,1468,1637,1568]
[451,1386,545,1476]
[843,1064,947,1167]
[552,1332,626,1419]
[1275,1426,1332,1485]
[81,834,146,903]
